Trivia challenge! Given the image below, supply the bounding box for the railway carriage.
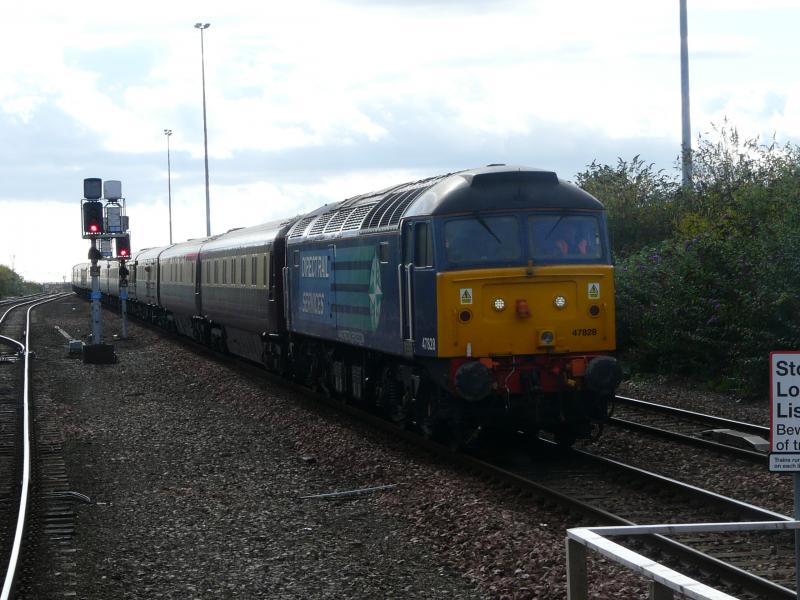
[72,164,621,447]
[158,238,205,338]
[195,219,292,363]
[128,246,166,310]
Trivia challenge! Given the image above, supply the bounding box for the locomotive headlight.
[554,295,567,309]
[493,298,506,312]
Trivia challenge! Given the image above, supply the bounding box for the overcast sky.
[2,0,798,282]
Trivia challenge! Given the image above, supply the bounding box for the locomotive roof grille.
[284,167,599,241]
[308,212,335,235]
[322,206,355,232]
[362,184,433,230]
[341,204,376,231]
[289,214,317,238]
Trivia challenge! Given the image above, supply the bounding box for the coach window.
[414,222,433,267]
[240,257,246,285]
[265,253,273,298]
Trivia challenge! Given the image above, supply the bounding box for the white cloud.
[1,1,800,281]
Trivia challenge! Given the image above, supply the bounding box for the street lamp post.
[194,22,211,237]
[164,129,173,244]
[679,0,692,190]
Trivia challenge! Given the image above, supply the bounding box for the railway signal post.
[80,177,130,363]
[768,351,800,598]
[118,258,129,340]
[116,235,131,340]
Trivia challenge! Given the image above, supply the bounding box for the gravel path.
[25,296,785,599]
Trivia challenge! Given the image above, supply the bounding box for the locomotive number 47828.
[572,328,597,336]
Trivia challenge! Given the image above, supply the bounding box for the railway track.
[82,297,793,598]
[252,376,795,597]
[495,446,793,598]
[313,405,792,597]
[609,394,769,462]
[0,294,71,599]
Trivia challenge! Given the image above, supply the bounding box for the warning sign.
[460,288,473,305]
[770,351,800,472]
[588,283,600,300]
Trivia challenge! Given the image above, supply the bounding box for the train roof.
[199,218,295,255]
[285,165,604,243]
[134,245,171,262]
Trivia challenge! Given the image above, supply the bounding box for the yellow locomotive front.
[431,207,621,444]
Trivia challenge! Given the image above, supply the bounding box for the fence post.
[566,538,588,599]
[649,581,674,600]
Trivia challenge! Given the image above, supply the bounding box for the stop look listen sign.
[770,352,800,471]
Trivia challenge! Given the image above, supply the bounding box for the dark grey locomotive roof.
[285,165,604,243]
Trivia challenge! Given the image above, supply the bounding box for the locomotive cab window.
[444,215,521,265]
[414,222,433,267]
[529,214,603,261]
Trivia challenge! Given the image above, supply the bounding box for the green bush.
[0,265,41,299]
[575,155,679,257]
[604,125,800,396]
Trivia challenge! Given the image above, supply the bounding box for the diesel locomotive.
[73,165,621,447]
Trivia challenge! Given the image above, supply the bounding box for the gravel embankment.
[27,297,653,599]
[595,379,791,517]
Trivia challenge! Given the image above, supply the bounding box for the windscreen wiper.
[545,214,566,240]
[474,212,502,244]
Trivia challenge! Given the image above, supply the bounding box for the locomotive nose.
[455,360,493,402]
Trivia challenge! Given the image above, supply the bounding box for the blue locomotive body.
[73,165,621,446]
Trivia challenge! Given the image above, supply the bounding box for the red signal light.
[115,234,131,258]
[82,201,104,236]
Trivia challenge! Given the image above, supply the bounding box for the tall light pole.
[164,129,173,244]
[679,0,692,190]
[194,22,211,236]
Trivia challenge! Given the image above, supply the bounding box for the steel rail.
[0,294,70,600]
[615,394,769,437]
[0,335,24,354]
[77,298,793,597]
[336,406,795,597]
[608,416,767,462]
[297,383,793,597]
